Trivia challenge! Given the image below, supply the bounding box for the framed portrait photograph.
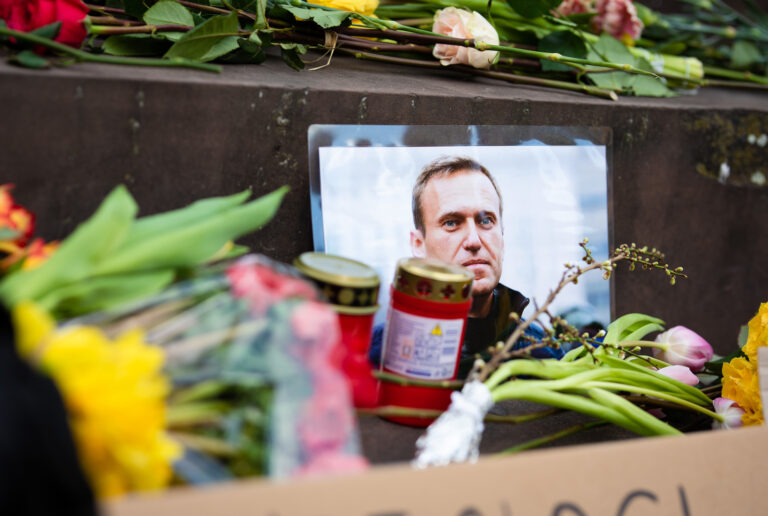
[308,125,612,331]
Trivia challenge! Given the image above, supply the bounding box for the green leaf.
[253,30,273,47]
[737,324,749,348]
[102,34,170,56]
[119,190,251,248]
[92,186,288,276]
[506,0,560,20]
[604,313,665,344]
[39,270,176,317]
[730,40,762,69]
[30,21,61,41]
[0,186,137,307]
[124,0,150,19]
[157,32,187,42]
[232,40,266,63]
[539,30,586,72]
[279,5,352,28]
[279,42,306,53]
[630,57,674,97]
[586,34,635,91]
[590,33,634,63]
[9,50,50,69]
[143,0,195,26]
[237,37,262,54]
[620,321,665,342]
[586,34,672,97]
[280,45,305,70]
[704,348,746,376]
[165,12,240,62]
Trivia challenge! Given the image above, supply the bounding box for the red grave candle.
[294,252,381,408]
[379,258,474,427]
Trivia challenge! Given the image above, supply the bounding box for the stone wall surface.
[1,56,767,355]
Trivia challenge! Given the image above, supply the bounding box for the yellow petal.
[12,301,55,358]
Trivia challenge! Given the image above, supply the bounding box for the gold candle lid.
[293,252,380,315]
[393,257,474,303]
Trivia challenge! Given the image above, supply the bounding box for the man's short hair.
[412,156,503,233]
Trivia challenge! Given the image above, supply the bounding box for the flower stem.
[584,381,722,421]
[609,339,668,350]
[703,65,768,85]
[0,26,220,72]
[356,405,443,419]
[703,78,768,90]
[339,48,619,100]
[661,20,768,44]
[498,420,607,454]
[491,384,657,435]
[466,66,618,100]
[357,404,561,423]
[373,370,464,389]
[88,16,143,26]
[89,24,193,35]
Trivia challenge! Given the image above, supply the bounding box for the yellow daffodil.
[722,356,763,426]
[742,302,768,363]
[12,302,180,498]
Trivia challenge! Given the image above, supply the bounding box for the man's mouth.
[462,259,489,268]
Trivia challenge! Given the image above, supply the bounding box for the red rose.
[0,0,89,47]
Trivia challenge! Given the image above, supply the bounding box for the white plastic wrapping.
[412,380,494,468]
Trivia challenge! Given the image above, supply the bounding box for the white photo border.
[308,125,614,328]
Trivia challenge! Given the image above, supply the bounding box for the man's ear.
[410,229,426,258]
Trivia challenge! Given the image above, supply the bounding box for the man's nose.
[462,220,482,252]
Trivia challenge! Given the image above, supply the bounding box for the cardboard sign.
[108,425,768,516]
[760,347,768,424]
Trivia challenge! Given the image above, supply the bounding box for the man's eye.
[443,220,458,228]
[479,216,493,226]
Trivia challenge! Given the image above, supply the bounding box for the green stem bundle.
[0,26,220,72]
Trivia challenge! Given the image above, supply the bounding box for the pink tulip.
[653,326,713,372]
[712,397,745,430]
[657,365,699,386]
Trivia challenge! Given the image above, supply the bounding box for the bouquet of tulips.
[5,185,367,498]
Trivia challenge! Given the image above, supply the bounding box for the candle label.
[382,308,465,380]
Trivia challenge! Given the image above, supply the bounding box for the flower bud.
[656,365,699,386]
[712,397,745,430]
[432,7,500,69]
[653,326,713,372]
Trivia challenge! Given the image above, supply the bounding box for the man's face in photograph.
[411,169,504,297]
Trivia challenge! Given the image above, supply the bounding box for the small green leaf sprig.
[454,240,726,438]
[474,239,687,383]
